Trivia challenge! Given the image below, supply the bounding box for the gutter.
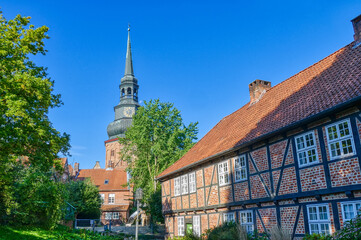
[156,95,361,181]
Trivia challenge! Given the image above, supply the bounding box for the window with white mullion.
[295,131,318,167]
[239,210,254,233]
[193,215,201,237]
[341,201,361,222]
[178,216,185,236]
[189,172,196,193]
[181,175,188,194]
[105,212,112,220]
[223,212,235,223]
[218,161,230,186]
[108,194,115,204]
[326,119,355,159]
[307,204,331,235]
[174,177,180,196]
[234,155,247,182]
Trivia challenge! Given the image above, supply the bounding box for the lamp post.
[135,188,143,240]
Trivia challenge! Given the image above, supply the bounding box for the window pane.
[342,139,353,155]
[305,133,314,147]
[309,207,318,220]
[297,137,305,149]
[319,206,328,220]
[310,224,319,234]
[307,149,317,163]
[339,122,350,137]
[328,126,338,140]
[320,223,330,235]
[330,142,341,157]
[299,152,307,165]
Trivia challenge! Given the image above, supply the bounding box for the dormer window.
[104,179,109,184]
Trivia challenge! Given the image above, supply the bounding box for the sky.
[2,1,361,169]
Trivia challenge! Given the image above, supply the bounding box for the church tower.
[105,27,139,170]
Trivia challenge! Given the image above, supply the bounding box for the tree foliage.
[66,179,102,219]
[120,99,198,223]
[0,12,70,223]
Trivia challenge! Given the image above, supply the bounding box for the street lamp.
[135,188,143,240]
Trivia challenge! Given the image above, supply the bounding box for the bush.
[332,214,361,240]
[303,233,333,240]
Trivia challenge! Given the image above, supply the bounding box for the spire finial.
[124,25,134,76]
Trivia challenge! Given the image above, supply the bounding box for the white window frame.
[181,175,189,194]
[108,193,115,204]
[234,155,247,182]
[113,212,119,219]
[223,212,235,223]
[239,210,254,233]
[295,131,319,167]
[341,201,361,223]
[174,177,181,196]
[326,119,355,160]
[218,161,230,186]
[189,172,196,193]
[307,204,331,235]
[193,215,201,237]
[105,212,112,220]
[178,216,185,236]
[100,194,105,204]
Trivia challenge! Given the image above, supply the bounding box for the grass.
[0,225,164,240]
[0,225,121,240]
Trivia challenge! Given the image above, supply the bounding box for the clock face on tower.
[124,107,135,117]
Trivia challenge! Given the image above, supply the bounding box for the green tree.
[0,12,70,221]
[120,99,198,223]
[66,179,101,219]
[12,166,66,229]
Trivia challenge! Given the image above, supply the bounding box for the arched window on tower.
[133,88,137,100]
[121,88,125,97]
[127,87,132,95]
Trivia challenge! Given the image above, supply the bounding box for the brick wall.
[162,114,361,238]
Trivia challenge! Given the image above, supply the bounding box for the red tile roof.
[158,42,361,179]
[77,169,128,190]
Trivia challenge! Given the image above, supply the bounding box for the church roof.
[77,169,129,191]
[157,41,361,180]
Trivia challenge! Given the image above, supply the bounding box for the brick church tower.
[105,27,139,171]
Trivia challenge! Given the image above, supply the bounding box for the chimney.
[74,162,79,175]
[352,14,361,46]
[249,79,271,104]
[93,161,101,169]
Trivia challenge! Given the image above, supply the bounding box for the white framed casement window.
[178,216,185,236]
[189,172,196,193]
[295,131,319,167]
[181,175,189,194]
[193,215,201,237]
[105,212,112,220]
[326,119,355,160]
[239,210,254,233]
[100,194,105,204]
[174,177,181,196]
[218,161,230,186]
[223,212,235,223]
[234,155,247,182]
[108,193,115,204]
[307,204,331,235]
[341,201,361,223]
[113,212,119,219]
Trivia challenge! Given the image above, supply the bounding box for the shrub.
[332,214,361,240]
[303,233,333,240]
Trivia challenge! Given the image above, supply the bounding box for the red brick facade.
[160,113,361,238]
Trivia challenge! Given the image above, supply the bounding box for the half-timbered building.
[157,15,361,239]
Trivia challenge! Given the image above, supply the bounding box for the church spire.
[124,26,134,76]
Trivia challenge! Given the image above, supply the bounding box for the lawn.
[0,225,123,240]
[0,225,164,240]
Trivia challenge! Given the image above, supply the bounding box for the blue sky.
[2,1,361,169]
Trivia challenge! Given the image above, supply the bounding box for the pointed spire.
[124,25,134,76]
